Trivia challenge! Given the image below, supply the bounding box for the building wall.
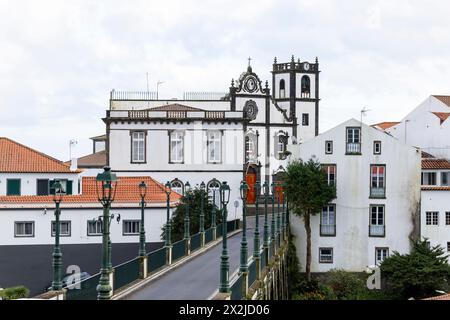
[0,173,80,196]
[288,119,421,272]
[421,190,450,254]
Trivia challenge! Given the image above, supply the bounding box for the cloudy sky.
[1,0,450,160]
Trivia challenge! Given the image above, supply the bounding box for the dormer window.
[301,75,310,98]
[279,79,285,98]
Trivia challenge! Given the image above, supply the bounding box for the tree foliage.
[0,286,29,300]
[380,239,450,299]
[161,187,223,242]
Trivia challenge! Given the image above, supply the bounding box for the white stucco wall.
[288,119,421,272]
[0,173,80,196]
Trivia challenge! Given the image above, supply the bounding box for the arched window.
[207,179,221,207]
[274,131,288,160]
[170,179,184,196]
[245,130,258,163]
[301,76,310,98]
[279,79,285,98]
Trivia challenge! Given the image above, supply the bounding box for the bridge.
[38,205,290,301]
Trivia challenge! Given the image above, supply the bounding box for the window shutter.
[7,179,21,196]
[67,180,73,195]
[49,180,55,195]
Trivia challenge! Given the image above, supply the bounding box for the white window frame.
[370,165,386,198]
[170,179,184,196]
[375,248,389,265]
[370,205,385,237]
[441,172,450,186]
[426,211,439,226]
[51,221,71,237]
[123,220,140,236]
[346,127,361,154]
[320,205,336,237]
[422,172,437,186]
[374,141,381,155]
[131,131,146,163]
[325,141,333,154]
[87,220,103,236]
[170,131,184,163]
[14,221,35,237]
[207,180,222,208]
[207,131,222,163]
[323,164,336,186]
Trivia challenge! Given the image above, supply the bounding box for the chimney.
[70,158,78,171]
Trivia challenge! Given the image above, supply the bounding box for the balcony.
[320,224,336,236]
[369,225,385,237]
[370,187,385,198]
[346,142,361,154]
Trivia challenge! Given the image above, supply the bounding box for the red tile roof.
[422,186,450,191]
[423,293,450,300]
[422,158,450,170]
[0,176,182,204]
[433,95,450,108]
[65,151,106,168]
[372,122,400,130]
[147,103,203,111]
[431,112,450,124]
[0,137,81,173]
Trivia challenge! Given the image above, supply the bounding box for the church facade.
[105,56,320,211]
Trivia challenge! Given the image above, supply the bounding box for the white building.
[288,119,421,272]
[104,56,320,210]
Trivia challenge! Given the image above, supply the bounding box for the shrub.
[0,286,30,300]
[323,269,366,300]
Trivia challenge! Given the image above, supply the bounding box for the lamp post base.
[165,245,172,265]
[139,255,148,279]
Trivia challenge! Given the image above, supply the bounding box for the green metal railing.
[248,259,257,286]
[66,273,100,300]
[148,247,167,273]
[216,223,223,238]
[205,228,214,244]
[261,247,267,269]
[172,239,186,262]
[114,258,140,291]
[230,274,244,300]
[190,233,201,251]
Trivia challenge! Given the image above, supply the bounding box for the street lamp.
[95,166,118,300]
[164,181,172,263]
[281,185,286,240]
[270,182,276,252]
[253,181,261,279]
[138,181,147,257]
[200,181,206,246]
[184,182,191,255]
[239,181,249,295]
[276,183,281,246]
[263,181,270,256]
[51,180,64,291]
[219,181,231,293]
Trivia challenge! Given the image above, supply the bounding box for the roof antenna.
[360,107,371,125]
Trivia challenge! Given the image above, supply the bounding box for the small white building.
[420,154,450,254]
[288,119,421,272]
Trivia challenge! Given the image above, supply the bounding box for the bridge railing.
[65,219,240,300]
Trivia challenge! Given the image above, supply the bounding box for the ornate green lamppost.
[51,180,64,291]
[281,187,286,240]
[253,181,261,279]
[276,185,281,246]
[262,181,270,261]
[211,189,217,240]
[164,181,172,264]
[184,181,191,255]
[270,182,276,252]
[239,181,249,295]
[219,181,231,293]
[200,181,206,246]
[95,166,118,300]
[138,181,147,257]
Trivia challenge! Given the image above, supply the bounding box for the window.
[49,179,73,195]
[302,113,309,126]
[207,131,222,163]
[207,179,221,207]
[322,164,336,186]
[245,131,258,163]
[441,172,450,186]
[346,127,361,154]
[15,222,34,237]
[320,205,336,236]
[6,179,21,196]
[425,241,431,249]
[373,141,381,155]
[274,132,288,160]
[375,248,389,265]
[279,79,285,98]
[370,165,386,198]
[170,179,184,196]
[131,131,146,163]
[301,75,310,98]
[446,212,450,225]
[325,141,333,154]
[421,172,437,185]
[123,220,140,235]
[319,248,333,263]
[37,179,49,196]
[370,205,385,237]
[426,212,439,225]
[447,242,450,252]
[87,220,103,236]
[51,221,71,237]
[169,131,184,163]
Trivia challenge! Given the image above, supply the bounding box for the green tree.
[380,239,450,299]
[323,269,366,300]
[161,187,223,242]
[284,159,336,281]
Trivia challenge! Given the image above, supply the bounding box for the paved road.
[123,214,273,300]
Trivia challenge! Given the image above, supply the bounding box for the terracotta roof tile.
[147,103,203,112]
[0,176,182,204]
[0,137,81,173]
[422,186,450,191]
[423,293,450,300]
[372,122,400,130]
[433,95,450,108]
[431,112,450,124]
[422,158,450,170]
[65,151,106,168]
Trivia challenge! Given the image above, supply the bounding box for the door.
[246,173,256,204]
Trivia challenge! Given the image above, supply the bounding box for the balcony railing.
[346,142,361,154]
[110,90,157,100]
[320,224,336,236]
[370,187,385,198]
[369,225,385,237]
[121,110,240,120]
